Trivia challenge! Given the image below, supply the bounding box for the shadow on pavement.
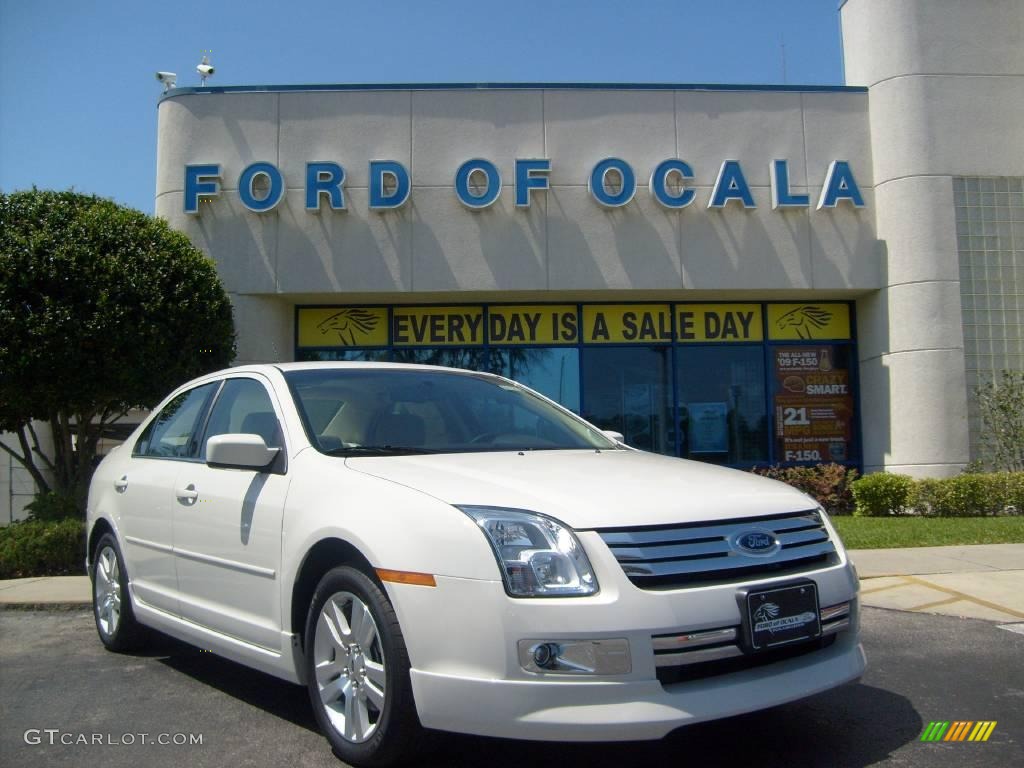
[422,683,921,768]
[136,624,921,768]
[143,631,320,734]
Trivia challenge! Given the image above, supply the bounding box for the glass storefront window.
[297,349,391,362]
[771,344,856,464]
[294,302,860,468]
[676,346,767,464]
[582,347,672,454]
[500,348,580,413]
[300,347,582,414]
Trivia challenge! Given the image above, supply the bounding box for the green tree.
[975,370,1024,472]
[0,189,235,510]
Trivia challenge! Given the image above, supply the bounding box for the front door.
[171,376,290,651]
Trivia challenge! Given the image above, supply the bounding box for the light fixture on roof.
[155,71,177,92]
[197,54,215,85]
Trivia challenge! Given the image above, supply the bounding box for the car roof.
[273,361,479,374]
[208,361,494,377]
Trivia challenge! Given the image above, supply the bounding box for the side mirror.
[207,434,280,471]
[601,430,625,444]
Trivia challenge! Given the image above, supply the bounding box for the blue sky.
[0,0,845,213]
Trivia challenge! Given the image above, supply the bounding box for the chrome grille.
[652,601,851,685]
[596,509,838,589]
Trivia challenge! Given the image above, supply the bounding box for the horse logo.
[317,309,381,346]
[775,305,834,340]
[753,601,783,635]
[753,602,781,626]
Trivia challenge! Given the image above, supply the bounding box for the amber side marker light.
[376,568,437,587]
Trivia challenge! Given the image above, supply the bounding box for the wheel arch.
[291,537,376,642]
[87,517,115,577]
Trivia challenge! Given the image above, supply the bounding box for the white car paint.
[87,361,864,747]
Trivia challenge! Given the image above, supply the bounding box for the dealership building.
[149,0,1022,480]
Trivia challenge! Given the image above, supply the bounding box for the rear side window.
[200,378,283,459]
[134,383,217,459]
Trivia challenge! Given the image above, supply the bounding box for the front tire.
[91,533,146,651]
[304,566,423,767]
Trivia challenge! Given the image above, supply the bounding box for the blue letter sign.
[709,160,756,209]
[589,158,636,207]
[305,162,346,211]
[817,160,865,209]
[770,159,809,209]
[184,164,221,214]
[455,159,501,209]
[649,159,696,209]
[515,159,551,207]
[239,162,284,213]
[369,161,411,210]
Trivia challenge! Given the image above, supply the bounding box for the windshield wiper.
[322,445,438,456]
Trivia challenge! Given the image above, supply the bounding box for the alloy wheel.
[94,545,122,637]
[313,590,387,743]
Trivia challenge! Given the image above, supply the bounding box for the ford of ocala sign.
[183,157,865,215]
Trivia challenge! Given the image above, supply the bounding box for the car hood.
[345,449,815,529]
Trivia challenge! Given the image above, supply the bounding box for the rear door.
[117,382,218,614]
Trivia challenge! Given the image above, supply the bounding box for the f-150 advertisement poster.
[773,346,853,463]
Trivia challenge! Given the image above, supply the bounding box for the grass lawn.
[831,515,1024,549]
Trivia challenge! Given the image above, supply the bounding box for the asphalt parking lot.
[1,607,1020,768]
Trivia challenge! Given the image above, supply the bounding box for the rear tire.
[91,533,147,651]
[304,565,424,767]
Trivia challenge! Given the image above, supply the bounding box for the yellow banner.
[677,304,763,342]
[582,305,673,343]
[767,303,851,341]
[488,305,578,345]
[392,306,485,346]
[298,307,388,347]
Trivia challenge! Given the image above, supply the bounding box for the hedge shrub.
[849,471,1024,517]
[25,492,81,522]
[850,473,916,516]
[0,519,85,578]
[916,472,1024,517]
[751,464,859,515]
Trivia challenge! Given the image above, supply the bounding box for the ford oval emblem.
[732,530,780,556]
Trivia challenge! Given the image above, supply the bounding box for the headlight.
[458,506,599,597]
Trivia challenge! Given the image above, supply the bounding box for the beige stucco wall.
[842,0,1024,476]
[155,86,879,357]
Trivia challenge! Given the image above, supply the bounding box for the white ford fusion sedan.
[87,362,864,766]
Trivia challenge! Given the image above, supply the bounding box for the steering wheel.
[469,432,499,445]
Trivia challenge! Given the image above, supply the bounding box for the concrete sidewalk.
[1,544,1022,624]
[0,575,91,608]
[852,543,1024,623]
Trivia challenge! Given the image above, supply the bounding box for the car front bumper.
[410,629,864,740]
[385,535,865,741]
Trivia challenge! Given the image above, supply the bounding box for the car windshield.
[284,368,616,455]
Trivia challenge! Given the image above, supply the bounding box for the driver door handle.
[175,483,199,505]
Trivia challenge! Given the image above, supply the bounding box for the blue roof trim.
[159,81,866,103]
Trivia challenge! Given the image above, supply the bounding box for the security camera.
[196,55,215,84]
[155,71,177,91]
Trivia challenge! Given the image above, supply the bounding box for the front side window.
[134,383,217,459]
[200,378,283,458]
[285,369,614,455]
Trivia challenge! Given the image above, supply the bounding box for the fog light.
[518,638,631,675]
[532,642,560,669]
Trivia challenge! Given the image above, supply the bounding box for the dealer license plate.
[742,581,821,651]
